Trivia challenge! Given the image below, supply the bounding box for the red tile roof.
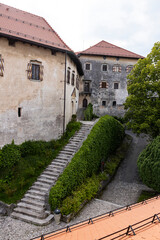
[78,40,144,59]
[0,3,71,51]
[32,196,160,240]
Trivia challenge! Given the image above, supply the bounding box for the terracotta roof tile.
[78,40,144,59]
[0,3,71,51]
[32,196,160,240]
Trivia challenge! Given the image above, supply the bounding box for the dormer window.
[27,60,43,81]
[113,64,121,73]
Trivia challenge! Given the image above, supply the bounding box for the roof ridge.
[79,40,144,58]
[42,17,72,51]
[0,3,42,19]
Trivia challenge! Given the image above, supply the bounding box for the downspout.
[63,51,67,135]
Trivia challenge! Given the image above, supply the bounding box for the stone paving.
[0,131,153,240]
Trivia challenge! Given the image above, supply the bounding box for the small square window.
[102,101,106,106]
[114,83,119,89]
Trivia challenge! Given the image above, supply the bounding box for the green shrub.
[84,103,93,121]
[20,140,46,157]
[49,115,124,210]
[60,175,100,215]
[0,142,21,169]
[0,120,81,204]
[137,136,160,192]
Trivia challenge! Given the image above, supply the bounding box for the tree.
[137,136,160,192]
[124,42,160,137]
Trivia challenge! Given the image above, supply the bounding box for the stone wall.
[79,55,138,117]
[0,37,80,147]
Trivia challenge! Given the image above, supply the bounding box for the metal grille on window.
[0,57,4,77]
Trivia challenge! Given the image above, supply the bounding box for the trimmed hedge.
[137,136,160,192]
[49,115,125,210]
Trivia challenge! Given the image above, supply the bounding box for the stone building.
[0,3,83,147]
[77,40,143,117]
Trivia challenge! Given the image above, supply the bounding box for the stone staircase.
[11,121,96,225]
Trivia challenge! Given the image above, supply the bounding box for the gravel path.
[0,131,152,240]
[100,130,151,206]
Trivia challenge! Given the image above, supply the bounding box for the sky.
[0,0,160,57]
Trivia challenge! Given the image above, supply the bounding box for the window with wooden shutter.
[27,62,32,79]
[27,61,43,81]
[0,57,4,77]
[39,65,44,81]
[113,64,121,73]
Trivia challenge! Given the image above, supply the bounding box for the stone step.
[11,212,54,226]
[50,162,66,167]
[13,207,48,219]
[56,155,70,160]
[63,148,75,152]
[41,172,59,179]
[27,189,46,197]
[60,151,73,155]
[17,202,44,213]
[33,181,51,189]
[21,198,45,208]
[37,177,54,185]
[54,159,68,164]
[30,185,49,193]
[42,169,61,177]
[25,193,45,202]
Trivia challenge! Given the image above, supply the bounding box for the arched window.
[83,98,88,108]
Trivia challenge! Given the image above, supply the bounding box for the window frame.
[27,60,43,81]
[112,64,121,73]
[102,64,108,72]
[85,62,91,71]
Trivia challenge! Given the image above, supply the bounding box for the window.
[85,63,91,70]
[113,101,116,107]
[102,101,106,106]
[76,75,79,90]
[126,65,133,73]
[100,81,108,88]
[67,69,70,84]
[102,64,107,72]
[84,81,90,92]
[113,64,121,73]
[18,107,22,117]
[27,61,43,81]
[71,72,75,86]
[114,83,119,89]
[8,39,15,47]
[0,56,4,77]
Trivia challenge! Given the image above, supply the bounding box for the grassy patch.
[0,120,81,204]
[138,190,158,202]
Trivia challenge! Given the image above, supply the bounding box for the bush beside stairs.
[11,121,96,226]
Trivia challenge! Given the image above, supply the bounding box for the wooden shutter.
[0,58,4,76]
[39,64,44,81]
[27,62,32,79]
[99,82,102,88]
[118,66,122,73]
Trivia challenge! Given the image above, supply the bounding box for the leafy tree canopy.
[124,42,160,137]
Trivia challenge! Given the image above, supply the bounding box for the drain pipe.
[63,51,67,135]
